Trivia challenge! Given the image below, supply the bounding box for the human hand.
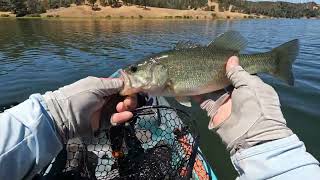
[197,56,293,154]
[198,56,239,128]
[112,94,137,125]
[43,77,137,143]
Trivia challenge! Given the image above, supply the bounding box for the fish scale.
[160,49,234,95]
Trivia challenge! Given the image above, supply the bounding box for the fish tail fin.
[272,39,299,85]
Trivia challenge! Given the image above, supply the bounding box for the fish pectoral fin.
[208,31,248,52]
[175,96,192,107]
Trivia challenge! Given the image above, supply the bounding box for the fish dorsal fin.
[209,31,247,52]
[174,41,201,50]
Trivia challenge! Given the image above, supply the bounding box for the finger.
[123,95,137,111]
[116,95,138,112]
[111,111,133,125]
[116,101,125,112]
[226,56,240,73]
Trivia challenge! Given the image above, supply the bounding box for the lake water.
[0,19,319,179]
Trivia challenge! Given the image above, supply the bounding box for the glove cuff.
[43,91,69,144]
[225,119,293,155]
[214,106,293,155]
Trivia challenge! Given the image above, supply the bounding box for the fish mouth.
[119,70,141,96]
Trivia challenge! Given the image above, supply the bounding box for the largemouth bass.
[120,31,299,104]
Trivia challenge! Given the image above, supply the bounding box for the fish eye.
[129,65,138,73]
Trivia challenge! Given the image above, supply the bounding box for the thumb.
[226,56,263,88]
[226,56,240,73]
[100,78,124,96]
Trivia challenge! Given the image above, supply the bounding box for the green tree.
[48,0,60,8]
[88,0,96,6]
[41,0,49,9]
[122,0,207,10]
[110,0,121,7]
[75,0,85,5]
[100,0,108,6]
[142,0,148,8]
[26,0,38,14]
[216,0,320,18]
[0,0,12,11]
[10,0,28,16]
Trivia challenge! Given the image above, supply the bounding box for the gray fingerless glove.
[43,77,123,143]
[202,66,293,154]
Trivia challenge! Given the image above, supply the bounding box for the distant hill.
[217,0,320,18]
[0,0,209,17]
[1,0,319,18]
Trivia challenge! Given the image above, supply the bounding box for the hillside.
[0,0,257,19]
[218,0,320,18]
[42,4,256,19]
[1,0,318,19]
[1,0,208,17]
[42,5,214,19]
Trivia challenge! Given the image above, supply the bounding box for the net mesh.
[38,105,200,180]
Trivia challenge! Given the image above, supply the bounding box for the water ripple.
[1,19,320,177]
[0,19,319,104]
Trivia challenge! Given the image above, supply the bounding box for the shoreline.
[0,4,263,20]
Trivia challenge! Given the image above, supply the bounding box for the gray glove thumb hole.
[200,92,231,129]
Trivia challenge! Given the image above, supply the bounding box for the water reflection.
[0,19,319,179]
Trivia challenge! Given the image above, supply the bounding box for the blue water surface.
[0,19,319,179]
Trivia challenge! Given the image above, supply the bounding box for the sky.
[253,0,320,3]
